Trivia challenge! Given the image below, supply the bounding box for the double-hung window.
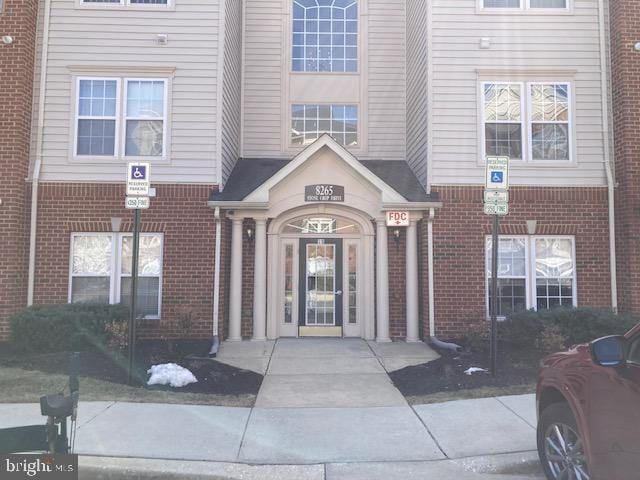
[482,81,572,163]
[486,236,576,317]
[75,77,167,159]
[529,83,570,161]
[70,233,163,319]
[483,83,523,161]
[481,0,568,10]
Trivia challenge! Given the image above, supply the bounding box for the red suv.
[537,323,640,480]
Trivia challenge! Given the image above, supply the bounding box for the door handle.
[335,290,343,295]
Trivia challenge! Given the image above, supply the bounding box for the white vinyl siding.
[69,233,164,319]
[367,0,405,160]
[242,0,284,157]
[220,0,243,185]
[31,0,220,183]
[405,0,428,185]
[431,0,608,187]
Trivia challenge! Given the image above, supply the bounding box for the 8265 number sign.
[305,184,345,202]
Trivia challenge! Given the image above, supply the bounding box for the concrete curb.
[78,452,544,480]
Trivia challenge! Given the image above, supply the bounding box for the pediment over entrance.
[209,135,440,213]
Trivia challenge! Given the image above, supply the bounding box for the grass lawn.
[0,366,256,407]
[406,383,536,405]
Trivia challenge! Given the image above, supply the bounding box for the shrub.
[10,303,129,353]
[461,321,490,352]
[499,310,547,349]
[104,319,129,352]
[504,307,638,350]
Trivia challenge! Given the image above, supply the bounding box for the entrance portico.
[209,135,441,342]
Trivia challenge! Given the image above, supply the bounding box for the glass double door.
[298,238,343,336]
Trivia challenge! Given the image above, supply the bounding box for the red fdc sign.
[386,211,409,227]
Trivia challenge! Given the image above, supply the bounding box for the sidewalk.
[0,339,544,478]
[1,395,543,479]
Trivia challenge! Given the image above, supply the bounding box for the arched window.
[292,0,358,73]
[282,216,360,234]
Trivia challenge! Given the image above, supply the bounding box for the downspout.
[209,207,222,357]
[598,0,618,312]
[427,208,435,337]
[27,0,52,306]
[427,207,461,351]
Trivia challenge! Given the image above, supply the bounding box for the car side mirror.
[590,335,626,367]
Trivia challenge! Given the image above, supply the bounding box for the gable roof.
[210,135,439,204]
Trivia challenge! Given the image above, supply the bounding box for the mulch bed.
[389,341,541,397]
[0,340,262,396]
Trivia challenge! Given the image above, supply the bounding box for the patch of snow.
[147,363,198,388]
[464,367,489,375]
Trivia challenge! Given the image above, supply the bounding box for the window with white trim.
[486,236,576,317]
[81,0,168,6]
[291,104,358,146]
[482,81,572,163]
[75,77,167,158]
[77,79,118,156]
[124,80,165,157]
[481,0,567,9]
[529,83,570,161]
[292,0,358,73]
[69,233,163,319]
[483,83,523,161]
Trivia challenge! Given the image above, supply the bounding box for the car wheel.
[537,402,590,480]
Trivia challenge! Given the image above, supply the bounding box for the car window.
[627,335,640,365]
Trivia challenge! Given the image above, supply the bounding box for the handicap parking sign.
[485,157,509,191]
[490,171,504,184]
[126,163,150,196]
[131,165,147,181]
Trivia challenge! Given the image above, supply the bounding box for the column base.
[226,337,242,342]
[376,337,392,343]
[405,337,421,343]
[251,336,267,342]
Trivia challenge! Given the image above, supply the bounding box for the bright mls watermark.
[1,455,77,479]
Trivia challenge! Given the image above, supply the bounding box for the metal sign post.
[125,163,150,385]
[127,208,141,385]
[490,215,499,376]
[484,156,509,376]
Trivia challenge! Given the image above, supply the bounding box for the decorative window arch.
[292,0,358,73]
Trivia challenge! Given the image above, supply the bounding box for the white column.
[228,217,243,341]
[252,218,267,341]
[406,220,420,342]
[376,219,391,342]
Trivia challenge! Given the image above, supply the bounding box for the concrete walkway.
[0,339,544,478]
[1,394,543,479]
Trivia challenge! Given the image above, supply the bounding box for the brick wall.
[610,0,640,314]
[29,183,218,340]
[241,219,256,338]
[426,186,612,340]
[388,227,407,339]
[0,0,38,340]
